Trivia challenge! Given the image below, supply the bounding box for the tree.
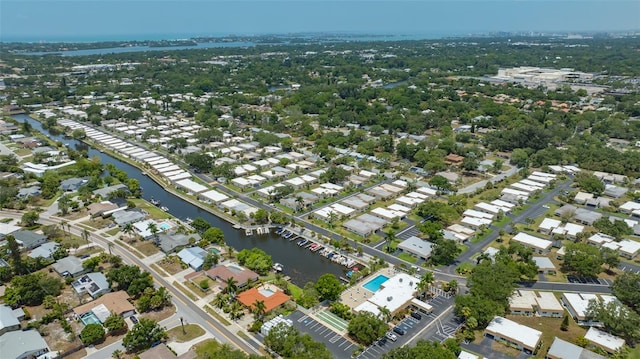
[58,194,71,215]
[430,239,460,265]
[202,253,219,270]
[575,172,605,195]
[314,273,343,302]
[147,222,159,240]
[122,318,167,352]
[561,314,570,331]
[202,227,225,244]
[253,209,269,224]
[417,271,435,299]
[224,277,238,295]
[563,242,603,277]
[429,175,453,192]
[191,217,211,233]
[252,300,266,321]
[21,211,39,227]
[104,312,127,334]
[112,349,123,359]
[347,312,388,345]
[5,235,24,275]
[80,323,105,345]
[611,272,640,313]
[4,272,63,306]
[383,339,457,359]
[237,248,273,275]
[586,299,640,344]
[264,322,332,359]
[601,248,620,271]
[107,265,153,297]
[510,148,529,167]
[199,279,210,291]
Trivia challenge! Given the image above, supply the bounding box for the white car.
[385,332,398,342]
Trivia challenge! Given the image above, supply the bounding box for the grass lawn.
[81,218,113,230]
[628,346,640,359]
[456,262,475,275]
[157,256,186,275]
[130,198,172,219]
[204,305,231,326]
[131,240,160,256]
[287,283,303,302]
[167,324,205,343]
[185,279,213,298]
[398,252,417,263]
[173,281,197,301]
[194,339,221,356]
[470,229,494,244]
[505,314,587,358]
[493,215,511,227]
[105,227,121,236]
[57,234,86,249]
[491,340,521,357]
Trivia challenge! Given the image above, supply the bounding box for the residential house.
[60,177,88,192]
[561,293,617,326]
[508,290,563,318]
[397,236,433,261]
[112,209,147,227]
[11,230,47,250]
[546,337,607,359]
[444,153,464,165]
[0,305,20,335]
[156,232,199,254]
[206,263,259,289]
[52,256,87,278]
[0,330,51,359]
[93,183,129,199]
[584,327,625,354]
[73,291,136,321]
[484,316,542,354]
[237,285,291,313]
[72,272,111,299]
[87,201,120,217]
[16,186,41,199]
[28,242,59,260]
[511,232,552,254]
[532,257,557,275]
[177,247,207,271]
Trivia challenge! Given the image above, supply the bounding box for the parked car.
[410,311,422,320]
[377,337,387,346]
[385,332,398,342]
[393,327,406,336]
[130,316,138,324]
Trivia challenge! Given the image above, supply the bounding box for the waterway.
[12,114,348,285]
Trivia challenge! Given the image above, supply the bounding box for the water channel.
[12,114,348,285]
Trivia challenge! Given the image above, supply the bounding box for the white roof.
[354,300,381,317]
[491,199,515,209]
[474,202,502,214]
[175,179,208,194]
[502,187,530,197]
[367,273,419,314]
[539,218,561,231]
[562,293,599,319]
[532,256,555,270]
[510,182,539,193]
[463,209,494,220]
[485,316,542,350]
[512,232,552,251]
[620,201,640,212]
[531,171,557,179]
[199,189,229,203]
[520,179,545,188]
[461,216,492,227]
[618,239,640,255]
[416,187,437,196]
[584,327,625,352]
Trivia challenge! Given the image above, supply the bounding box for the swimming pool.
[363,274,389,292]
[209,248,220,255]
[158,222,171,231]
[80,312,101,326]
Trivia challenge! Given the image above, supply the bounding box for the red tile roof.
[236,287,290,313]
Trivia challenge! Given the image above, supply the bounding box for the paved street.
[0,210,263,357]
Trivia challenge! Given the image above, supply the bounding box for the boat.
[150,198,161,206]
[297,239,308,246]
[160,206,169,212]
[309,243,318,250]
[272,263,283,272]
[184,217,193,224]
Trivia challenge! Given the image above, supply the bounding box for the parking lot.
[287,311,356,359]
[567,276,612,285]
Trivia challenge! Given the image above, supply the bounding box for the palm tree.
[224,277,238,296]
[327,211,338,229]
[107,242,114,255]
[417,271,435,300]
[112,349,122,359]
[122,223,134,240]
[252,299,266,321]
[229,301,244,320]
[82,228,90,246]
[295,196,304,212]
[378,306,392,323]
[60,220,68,237]
[213,293,227,309]
[147,222,158,240]
[385,230,396,253]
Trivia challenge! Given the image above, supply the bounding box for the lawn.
[628,346,640,359]
[131,240,160,256]
[129,198,172,219]
[157,256,186,275]
[287,283,303,302]
[505,314,587,358]
[185,278,214,298]
[56,234,86,249]
[194,339,221,357]
[456,262,475,275]
[167,324,205,343]
[105,227,121,236]
[398,252,417,263]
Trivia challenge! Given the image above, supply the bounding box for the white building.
[584,327,625,354]
[484,316,542,354]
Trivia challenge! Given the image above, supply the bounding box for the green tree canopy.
[611,272,640,313]
[4,272,63,306]
[237,248,273,275]
[347,312,388,346]
[314,273,344,302]
[122,318,167,352]
[563,242,603,277]
[81,323,105,345]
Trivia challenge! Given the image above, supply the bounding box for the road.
[0,210,263,357]
[442,177,575,275]
[457,165,519,195]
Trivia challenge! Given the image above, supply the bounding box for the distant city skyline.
[1,0,639,42]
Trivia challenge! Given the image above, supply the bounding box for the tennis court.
[315,310,349,333]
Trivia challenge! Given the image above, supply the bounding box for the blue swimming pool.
[363,274,389,292]
[158,222,171,231]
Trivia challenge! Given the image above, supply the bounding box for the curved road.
[0,210,263,356]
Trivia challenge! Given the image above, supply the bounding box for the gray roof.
[93,183,128,198]
[547,337,606,359]
[574,208,602,225]
[113,210,146,226]
[28,241,59,259]
[72,272,110,296]
[11,230,47,248]
[157,232,198,253]
[52,256,84,276]
[398,236,434,258]
[17,186,40,198]
[0,305,20,331]
[0,330,49,359]
[60,177,87,191]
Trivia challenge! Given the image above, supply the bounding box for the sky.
[1,0,639,42]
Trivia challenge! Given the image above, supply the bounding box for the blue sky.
[1,1,639,42]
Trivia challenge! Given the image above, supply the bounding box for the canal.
[13,114,348,285]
